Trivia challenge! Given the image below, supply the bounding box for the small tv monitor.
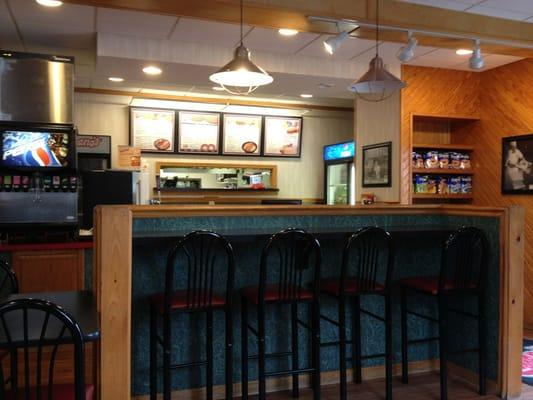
[2,131,70,168]
[324,141,355,161]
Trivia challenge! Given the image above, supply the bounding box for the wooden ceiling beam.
[62,0,533,57]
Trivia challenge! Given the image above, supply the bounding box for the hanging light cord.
[375,0,379,57]
[240,0,244,46]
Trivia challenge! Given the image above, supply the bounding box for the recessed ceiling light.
[212,86,225,91]
[142,65,162,75]
[36,0,63,7]
[2,53,12,57]
[456,49,473,56]
[278,28,298,36]
[108,77,124,82]
[300,94,313,98]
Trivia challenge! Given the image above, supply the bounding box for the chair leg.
[352,295,362,384]
[339,296,347,400]
[312,300,321,400]
[206,309,214,400]
[241,299,249,400]
[225,306,234,400]
[163,314,171,400]
[401,286,408,384]
[438,296,448,400]
[258,303,266,400]
[291,302,299,398]
[478,293,487,396]
[385,294,393,400]
[149,305,157,400]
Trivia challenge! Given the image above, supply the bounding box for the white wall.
[74,93,354,201]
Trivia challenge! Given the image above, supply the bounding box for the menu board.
[178,111,220,154]
[222,114,262,156]
[130,108,175,152]
[263,116,302,157]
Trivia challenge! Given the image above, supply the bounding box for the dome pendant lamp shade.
[208,0,273,95]
[348,55,406,101]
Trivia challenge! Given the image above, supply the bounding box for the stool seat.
[151,290,226,313]
[6,383,94,400]
[399,276,477,295]
[242,283,314,304]
[321,278,385,296]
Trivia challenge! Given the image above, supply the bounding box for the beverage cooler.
[0,124,78,227]
[324,141,355,205]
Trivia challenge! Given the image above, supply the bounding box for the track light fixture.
[324,31,350,55]
[397,31,417,62]
[469,39,484,70]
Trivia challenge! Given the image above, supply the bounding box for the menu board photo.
[130,108,175,153]
[222,114,262,156]
[263,116,302,157]
[178,111,220,154]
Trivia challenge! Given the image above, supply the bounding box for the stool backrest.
[0,259,18,297]
[0,298,86,400]
[166,230,235,310]
[259,228,321,302]
[439,226,488,293]
[342,226,393,293]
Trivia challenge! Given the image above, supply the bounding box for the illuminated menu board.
[263,116,302,157]
[130,108,175,152]
[222,114,262,156]
[178,111,220,154]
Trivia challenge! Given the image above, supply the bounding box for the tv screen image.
[2,131,70,168]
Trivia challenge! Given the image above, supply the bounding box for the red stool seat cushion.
[151,290,226,313]
[320,278,385,296]
[399,276,440,295]
[6,383,94,400]
[242,283,314,304]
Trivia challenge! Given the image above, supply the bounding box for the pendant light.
[348,0,406,102]
[209,0,273,95]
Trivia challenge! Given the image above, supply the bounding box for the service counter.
[93,204,524,399]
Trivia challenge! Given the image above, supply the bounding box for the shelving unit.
[410,114,478,203]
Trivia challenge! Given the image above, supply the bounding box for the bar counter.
[93,204,524,399]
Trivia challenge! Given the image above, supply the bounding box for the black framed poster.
[362,141,392,188]
[130,107,175,153]
[502,134,533,194]
[178,111,221,155]
[222,114,262,156]
[263,116,302,157]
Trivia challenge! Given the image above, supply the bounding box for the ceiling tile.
[169,18,251,48]
[480,0,533,14]
[242,27,319,54]
[9,0,95,30]
[17,21,94,49]
[0,0,23,50]
[398,0,472,11]
[297,35,375,60]
[97,8,177,39]
[466,5,531,21]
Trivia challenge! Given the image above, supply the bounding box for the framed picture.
[130,107,175,153]
[178,111,221,155]
[222,114,262,156]
[263,116,303,157]
[502,134,533,194]
[362,141,392,187]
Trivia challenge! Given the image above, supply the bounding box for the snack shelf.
[412,143,475,152]
[412,193,473,200]
[412,168,474,175]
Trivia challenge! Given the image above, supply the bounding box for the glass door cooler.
[324,140,355,205]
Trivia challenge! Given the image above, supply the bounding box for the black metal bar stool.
[241,228,321,400]
[400,226,489,400]
[149,230,235,400]
[319,226,394,400]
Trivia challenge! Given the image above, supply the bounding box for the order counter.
[93,204,524,399]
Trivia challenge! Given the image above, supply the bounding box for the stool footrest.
[448,308,479,319]
[406,309,439,323]
[248,351,293,360]
[264,367,315,378]
[246,323,259,337]
[170,360,207,370]
[320,340,354,347]
[320,314,340,326]
[361,353,386,360]
[297,318,311,330]
[360,308,385,322]
[408,336,440,344]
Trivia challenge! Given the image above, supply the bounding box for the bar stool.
[241,228,321,400]
[320,226,394,400]
[0,259,18,296]
[149,230,235,400]
[400,226,488,400]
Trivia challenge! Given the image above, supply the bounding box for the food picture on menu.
[222,114,262,155]
[264,117,302,157]
[178,111,220,154]
[131,108,175,152]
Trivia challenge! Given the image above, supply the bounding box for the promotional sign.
[178,111,220,154]
[2,131,69,167]
[263,116,302,157]
[222,114,262,156]
[77,135,111,154]
[130,108,175,152]
[118,145,141,169]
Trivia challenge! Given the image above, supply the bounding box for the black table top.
[0,291,100,346]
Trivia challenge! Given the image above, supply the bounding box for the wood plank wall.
[400,62,533,328]
[400,66,481,204]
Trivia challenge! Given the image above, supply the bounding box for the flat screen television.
[323,140,355,161]
[1,129,74,170]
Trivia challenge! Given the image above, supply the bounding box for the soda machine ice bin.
[323,141,356,205]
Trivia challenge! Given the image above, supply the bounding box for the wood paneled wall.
[400,61,533,328]
[400,66,480,203]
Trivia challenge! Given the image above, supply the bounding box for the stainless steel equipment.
[0,51,74,124]
[0,191,77,225]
